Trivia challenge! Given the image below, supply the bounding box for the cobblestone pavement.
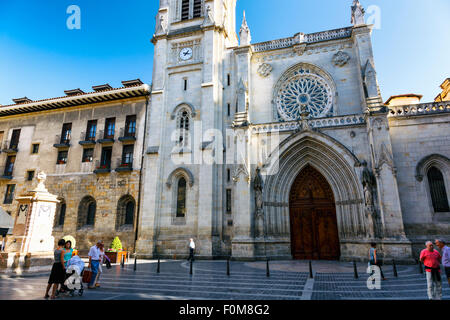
[0,260,449,300]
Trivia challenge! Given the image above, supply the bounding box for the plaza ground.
[0,260,449,300]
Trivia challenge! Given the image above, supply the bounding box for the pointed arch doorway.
[289,165,341,260]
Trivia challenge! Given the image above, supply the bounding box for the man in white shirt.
[88,240,103,289]
[188,238,195,262]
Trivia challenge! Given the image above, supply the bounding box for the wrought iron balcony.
[115,158,133,172]
[79,131,97,146]
[2,140,19,154]
[118,127,137,143]
[93,160,111,174]
[97,129,115,144]
[0,165,13,180]
[53,134,71,148]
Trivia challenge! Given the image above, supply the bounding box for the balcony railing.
[388,101,450,118]
[53,134,71,148]
[115,157,133,172]
[2,140,19,153]
[0,165,13,180]
[118,127,137,142]
[97,130,115,144]
[79,131,97,146]
[93,160,111,174]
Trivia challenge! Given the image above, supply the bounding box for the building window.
[227,103,231,117]
[10,129,21,150]
[31,144,39,154]
[227,168,231,182]
[427,167,450,212]
[227,74,231,86]
[82,148,94,163]
[4,185,15,204]
[56,201,66,227]
[4,155,15,177]
[86,120,97,141]
[77,196,96,229]
[121,145,134,167]
[27,170,35,181]
[176,177,187,218]
[181,0,190,20]
[177,109,191,147]
[124,115,137,138]
[104,118,115,139]
[226,189,232,213]
[100,147,112,169]
[57,151,68,165]
[116,195,136,230]
[61,123,72,144]
[184,78,188,91]
[193,0,202,18]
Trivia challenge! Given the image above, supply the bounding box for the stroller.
[56,255,86,297]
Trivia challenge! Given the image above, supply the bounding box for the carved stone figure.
[155,13,167,34]
[35,171,48,192]
[351,0,365,26]
[254,168,264,238]
[203,5,214,26]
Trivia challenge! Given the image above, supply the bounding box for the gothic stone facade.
[135,0,449,262]
[0,83,150,251]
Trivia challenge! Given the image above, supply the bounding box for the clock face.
[179,47,193,61]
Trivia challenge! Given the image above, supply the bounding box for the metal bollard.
[121,255,125,268]
[353,261,358,279]
[309,261,313,279]
[393,260,398,277]
[266,259,270,278]
[419,260,423,274]
[227,259,230,276]
[190,259,193,275]
[133,256,137,271]
[157,258,160,274]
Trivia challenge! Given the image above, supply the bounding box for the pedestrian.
[435,239,450,287]
[94,242,107,288]
[63,240,74,268]
[45,239,66,299]
[420,241,442,300]
[369,243,386,280]
[188,238,195,261]
[88,240,103,289]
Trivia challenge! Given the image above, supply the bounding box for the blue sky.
[0,0,449,105]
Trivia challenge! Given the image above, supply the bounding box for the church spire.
[351,0,366,26]
[239,11,251,46]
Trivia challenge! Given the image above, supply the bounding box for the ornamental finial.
[351,0,365,26]
[239,11,251,46]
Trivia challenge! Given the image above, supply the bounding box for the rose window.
[276,71,334,121]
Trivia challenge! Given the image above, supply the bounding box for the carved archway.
[262,131,366,245]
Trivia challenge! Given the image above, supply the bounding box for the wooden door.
[289,165,340,260]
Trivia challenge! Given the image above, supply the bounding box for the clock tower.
[138,0,239,258]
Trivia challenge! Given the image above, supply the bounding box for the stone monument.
[1,172,59,273]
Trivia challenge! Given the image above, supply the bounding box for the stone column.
[2,172,59,273]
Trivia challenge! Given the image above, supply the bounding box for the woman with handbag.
[94,243,110,287]
[369,243,387,280]
[45,239,66,299]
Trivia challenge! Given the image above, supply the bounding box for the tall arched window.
[77,196,96,229]
[116,195,136,230]
[176,177,187,218]
[177,109,191,147]
[427,167,450,212]
[55,199,66,227]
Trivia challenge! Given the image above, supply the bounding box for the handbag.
[105,259,112,269]
[82,268,93,283]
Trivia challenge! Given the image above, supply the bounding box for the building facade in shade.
[0,81,150,250]
[136,0,450,262]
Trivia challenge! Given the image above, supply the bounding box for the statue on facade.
[35,171,48,192]
[155,13,167,34]
[361,161,380,238]
[203,5,214,26]
[254,167,264,238]
[351,0,365,26]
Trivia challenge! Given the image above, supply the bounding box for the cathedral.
[0,0,449,263]
[135,0,449,262]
